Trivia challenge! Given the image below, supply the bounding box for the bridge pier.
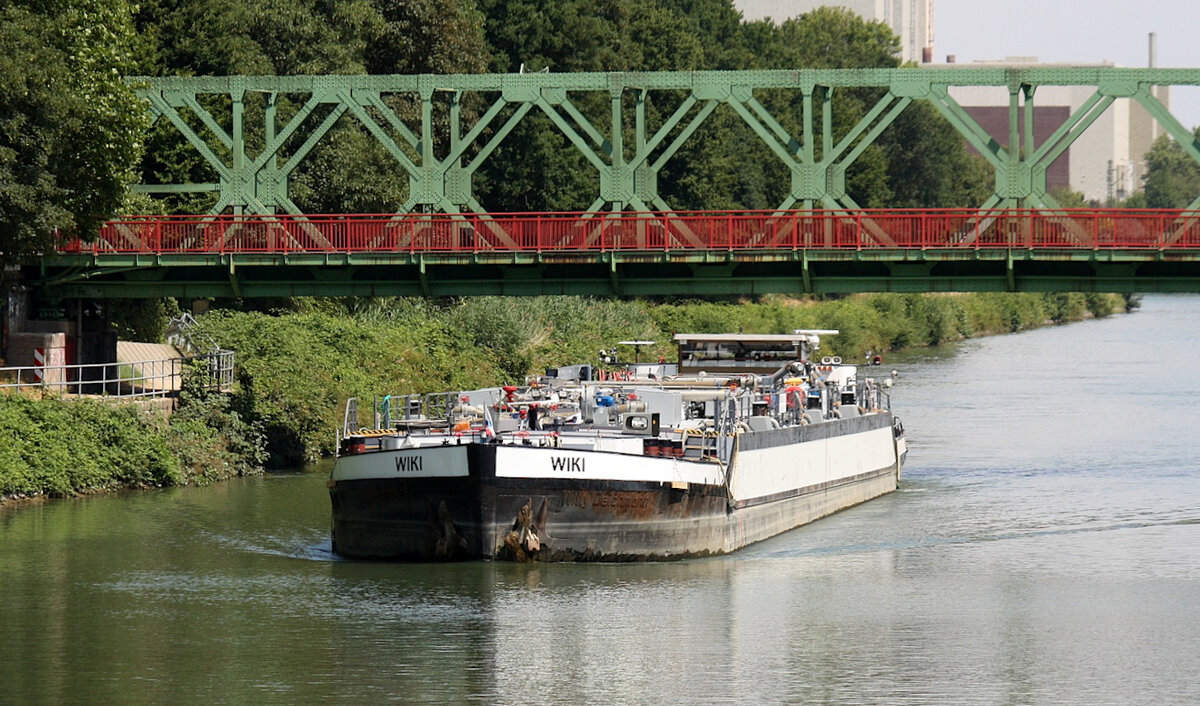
[2,282,117,389]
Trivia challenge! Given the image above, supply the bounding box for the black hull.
[329,443,898,562]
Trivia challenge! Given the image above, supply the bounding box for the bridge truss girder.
[133,68,1200,216]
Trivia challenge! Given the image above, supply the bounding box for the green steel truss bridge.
[38,68,1200,297]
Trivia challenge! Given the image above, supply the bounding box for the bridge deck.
[42,210,1200,297]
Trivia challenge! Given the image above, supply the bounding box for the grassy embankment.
[0,292,1131,501]
[0,366,264,503]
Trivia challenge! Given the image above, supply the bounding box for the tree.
[138,0,379,75]
[1140,129,1200,209]
[741,8,992,210]
[127,0,1004,216]
[365,0,490,75]
[1047,185,1089,209]
[0,0,147,263]
[474,0,715,212]
[654,0,747,68]
[135,0,492,214]
[477,0,626,74]
[881,102,993,208]
[733,8,903,209]
[294,0,491,212]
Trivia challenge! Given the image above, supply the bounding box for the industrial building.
[733,2,1168,203]
[938,58,1169,204]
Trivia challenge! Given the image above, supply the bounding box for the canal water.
[2,296,1199,704]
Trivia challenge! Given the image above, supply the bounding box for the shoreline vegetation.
[0,363,265,506]
[1,292,1134,507]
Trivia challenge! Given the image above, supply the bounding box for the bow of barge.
[329,331,906,561]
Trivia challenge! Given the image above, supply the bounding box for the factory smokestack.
[924,0,936,64]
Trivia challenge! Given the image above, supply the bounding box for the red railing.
[58,209,1200,255]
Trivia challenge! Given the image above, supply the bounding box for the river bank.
[0,370,264,507]
[1,292,1132,503]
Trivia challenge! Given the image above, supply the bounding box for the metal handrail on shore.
[0,350,234,400]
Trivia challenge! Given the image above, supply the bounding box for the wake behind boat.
[328,331,906,561]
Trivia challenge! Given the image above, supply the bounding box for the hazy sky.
[937,0,1200,129]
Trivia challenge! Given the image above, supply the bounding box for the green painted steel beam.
[132,67,1200,217]
[35,247,1200,297]
[39,274,1200,298]
[46,248,1200,270]
[130,68,1200,93]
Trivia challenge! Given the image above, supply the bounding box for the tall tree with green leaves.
[291,0,492,212]
[882,102,993,208]
[713,7,903,209]
[655,0,747,68]
[1140,128,1200,209]
[136,0,491,214]
[138,0,380,75]
[0,0,147,263]
[472,0,630,212]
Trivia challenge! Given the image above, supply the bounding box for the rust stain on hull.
[488,485,732,562]
[496,498,550,562]
[560,489,662,520]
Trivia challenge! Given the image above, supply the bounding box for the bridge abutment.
[2,283,116,382]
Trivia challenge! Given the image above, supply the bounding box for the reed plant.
[191,292,1128,466]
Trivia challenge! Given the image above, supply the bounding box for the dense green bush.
[108,298,182,342]
[165,362,267,484]
[1085,293,1118,318]
[0,366,268,499]
[0,396,180,497]
[1043,293,1089,324]
[196,307,506,465]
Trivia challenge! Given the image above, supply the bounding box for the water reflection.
[2,297,1200,703]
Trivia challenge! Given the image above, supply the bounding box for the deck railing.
[0,350,234,400]
[57,209,1200,255]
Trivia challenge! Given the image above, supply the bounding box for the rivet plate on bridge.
[731,85,753,102]
[541,87,567,105]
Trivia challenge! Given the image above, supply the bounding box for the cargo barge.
[329,331,906,561]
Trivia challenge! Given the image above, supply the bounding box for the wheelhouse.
[673,331,838,374]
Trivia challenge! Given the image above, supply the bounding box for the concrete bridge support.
[1,284,116,380]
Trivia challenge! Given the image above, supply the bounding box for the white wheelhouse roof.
[673,330,838,345]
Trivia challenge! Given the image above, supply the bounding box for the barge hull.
[329,443,899,561]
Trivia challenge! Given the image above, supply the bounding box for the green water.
[2,296,1199,704]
